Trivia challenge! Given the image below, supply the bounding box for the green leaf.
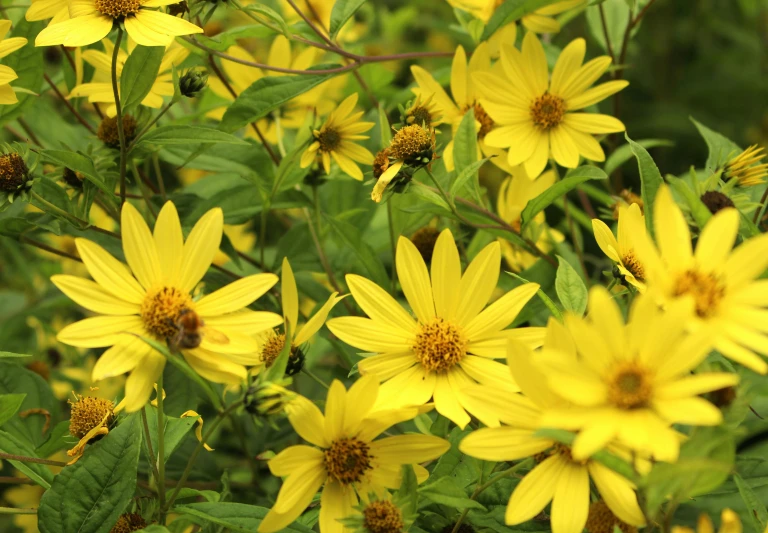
[507,271,563,322]
[603,139,673,176]
[272,138,311,194]
[120,45,165,113]
[244,4,291,36]
[220,68,341,132]
[453,109,478,177]
[554,255,587,315]
[40,149,115,200]
[329,0,367,38]
[0,393,25,428]
[625,133,663,237]
[326,215,390,290]
[0,361,60,448]
[0,351,31,358]
[691,117,742,171]
[419,477,486,510]
[520,165,607,229]
[667,176,712,229]
[481,0,561,40]
[450,159,488,199]
[35,420,72,459]
[137,527,171,533]
[586,0,630,54]
[173,502,314,533]
[379,105,392,145]
[398,465,419,516]
[143,406,197,463]
[734,473,768,533]
[137,126,249,147]
[0,429,54,488]
[430,427,481,489]
[38,414,143,533]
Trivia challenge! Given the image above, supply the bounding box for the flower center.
[410,226,441,264]
[413,317,467,373]
[530,93,566,130]
[462,102,494,139]
[0,153,29,192]
[389,125,433,161]
[700,190,735,215]
[621,250,644,281]
[672,269,725,318]
[607,361,652,409]
[140,286,193,340]
[110,513,147,533]
[324,438,373,484]
[95,0,141,18]
[98,114,138,148]
[317,127,341,152]
[408,105,434,128]
[363,500,405,533]
[69,395,115,439]
[586,501,637,533]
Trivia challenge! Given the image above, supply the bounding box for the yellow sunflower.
[497,168,563,272]
[300,93,375,181]
[327,229,544,428]
[52,201,282,412]
[0,21,29,105]
[724,145,768,187]
[635,185,768,374]
[538,286,738,462]
[459,324,645,533]
[259,375,449,533]
[25,0,70,22]
[254,257,345,374]
[69,38,188,116]
[475,32,628,177]
[445,0,586,33]
[672,510,742,533]
[592,202,647,292]
[35,0,203,48]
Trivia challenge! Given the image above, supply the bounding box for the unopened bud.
[179,69,208,98]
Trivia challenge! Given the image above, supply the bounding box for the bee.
[171,309,229,350]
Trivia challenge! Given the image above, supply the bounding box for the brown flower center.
[98,114,138,148]
[110,513,147,533]
[317,127,341,152]
[410,226,440,264]
[95,0,141,18]
[700,191,735,215]
[413,317,466,373]
[0,153,28,192]
[621,250,644,282]
[69,395,115,439]
[672,269,725,318]
[373,148,391,179]
[363,500,405,533]
[324,438,373,484]
[407,105,434,128]
[462,102,494,139]
[140,286,193,339]
[607,361,652,409]
[530,93,566,130]
[586,501,637,533]
[389,125,433,161]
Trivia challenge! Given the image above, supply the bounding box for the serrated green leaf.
[481,0,561,40]
[625,133,663,238]
[137,125,249,147]
[520,165,607,229]
[691,117,741,171]
[120,45,165,113]
[554,255,587,315]
[329,0,367,38]
[734,472,768,533]
[173,502,314,533]
[0,361,60,448]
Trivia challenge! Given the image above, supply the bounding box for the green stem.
[111,28,128,207]
[0,507,37,515]
[301,368,330,389]
[152,154,167,202]
[156,372,167,525]
[131,101,175,150]
[140,407,161,486]
[386,200,397,294]
[0,452,66,467]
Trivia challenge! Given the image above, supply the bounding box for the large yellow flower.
[259,375,449,533]
[0,21,29,105]
[300,93,374,181]
[459,324,644,533]
[69,39,188,116]
[538,286,738,462]
[635,185,768,374]
[445,0,586,33]
[52,202,282,412]
[475,32,628,177]
[35,0,203,48]
[592,203,647,292]
[327,229,544,428]
[25,0,70,22]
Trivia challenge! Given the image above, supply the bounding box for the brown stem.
[286,0,334,47]
[598,4,616,61]
[20,235,81,262]
[577,189,597,219]
[753,186,768,224]
[0,452,66,467]
[0,477,36,485]
[17,118,42,147]
[60,45,76,71]
[137,168,160,195]
[44,73,96,134]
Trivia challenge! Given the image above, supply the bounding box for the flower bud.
[179,69,208,98]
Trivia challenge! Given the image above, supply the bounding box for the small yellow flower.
[300,93,375,180]
[592,203,647,292]
[725,145,768,186]
[445,0,586,33]
[475,33,628,177]
[671,509,742,533]
[403,94,443,129]
[35,0,203,48]
[0,20,30,105]
[371,125,435,203]
[67,393,115,463]
[258,375,449,533]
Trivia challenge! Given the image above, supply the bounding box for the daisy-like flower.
[671,509,742,533]
[371,124,435,203]
[327,229,544,428]
[459,325,645,533]
[66,393,115,463]
[254,257,344,376]
[497,168,563,272]
[300,93,374,181]
[724,145,768,186]
[411,43,506,172]
[35,0,203,48]
[258,375,449,533]
[402,94,443,129]
[69,39,189,116]
[538,286,738,462]
[52,201,283,412]
[475,33,628,178]
[445,0,586,33]
[635,185,768,374]
[592,203,646,292]
[0,21,29,105]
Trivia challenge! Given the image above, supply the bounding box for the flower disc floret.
[0,153,28,192]
[324,437,373,485]
[672,270,725,318]
[69,395,115,439]
[607,362,653,409]
[363,501,404,533]
[530,93,566,130]
[95,0,140,18]
[140,286,193,339]
[413,317,466,373]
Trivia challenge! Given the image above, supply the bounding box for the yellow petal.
[57,316,144,348]
[346,274,417,334]
[153,202,184,285]
[180,410,214,451]
[326,316,414,353]
[75,239,145,304]
[431,229,462,321]
[551,461,590,533]
[268,445,324,477]
[123,352,165,413]
[587,461,645,525]
[51,275,139,315]
[464,282,539,339]
[396,236,436,323]
[286,395,328,448]
[196,273,278,317]
[506,455,563,524]
[455,241,501,326]
[121,202,162,290]
[369,434,450,464]
[319,482,357,533]
[179,208,223,292]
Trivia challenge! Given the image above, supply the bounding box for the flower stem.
[111,27,127,207]
[0,507,37,515]
[301,368,330,389]
[131,101,175,150]
[140,407,161,488]
[156,372,167,525]
[386,200,397,294]
[0,452,66,467]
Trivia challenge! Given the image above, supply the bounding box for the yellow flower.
[52,201,282,412]
[371,124,435,203]
[475,33,628,177]
[411,43,503,172]
[66,393,115,463]
[725,145,768,186]
[254,257,344,374]
[672,509,742,533]
[69,38,189,116]
[0,20,29,105]
[445,0,586,32]
[497,168,563,272]
[592,203,647,292]
[635,185,768,374]
[35,0,203,48]
[327,228,544,428]
[459,325,645,533]
[25,0,71,22]
[538,286,738,462]
[300,93,375,181]
[258,375,450,533]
